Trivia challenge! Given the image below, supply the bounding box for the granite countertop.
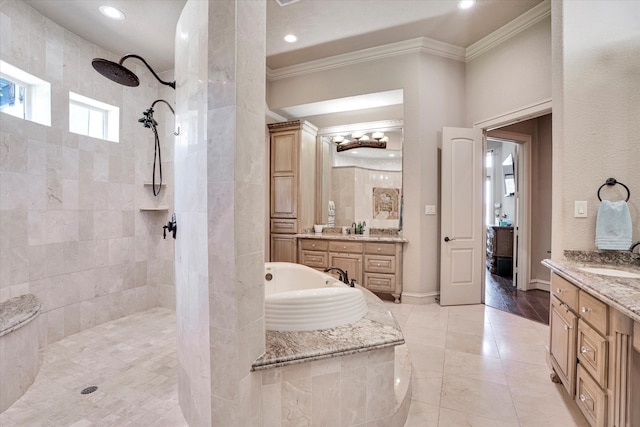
[251,286,405,371]
[542,251,640,323]
[296,233,408,243]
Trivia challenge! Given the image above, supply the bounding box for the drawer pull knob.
[312,244,315,248]
[377,263,381,267]
[581,346,591,354]
[377,248,381,251]
[343,246,347,249]
[581,307,592,313]
[564,325,572,331]
[580,394,591,402]
[556,288,564,293]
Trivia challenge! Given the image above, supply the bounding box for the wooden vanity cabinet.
[297,238,404,302]
[268,120,318,262]
[548,273,637,427]
[328,241,363,285]
[550,292,578,396]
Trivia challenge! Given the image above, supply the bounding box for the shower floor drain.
[81,386,98,394]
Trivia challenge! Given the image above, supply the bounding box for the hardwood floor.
[484,268,550,325]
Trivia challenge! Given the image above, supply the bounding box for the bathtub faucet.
[324,267,351,286]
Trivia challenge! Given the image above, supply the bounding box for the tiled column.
[175,0,266,425]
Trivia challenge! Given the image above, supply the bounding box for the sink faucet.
[631,241,640,253]
[323,266,351,286]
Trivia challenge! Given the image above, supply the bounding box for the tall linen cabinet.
[268,120,318,262]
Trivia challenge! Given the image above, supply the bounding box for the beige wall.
[466,16,552,126]
[268,51,466,300]
[0,0,174,347]
[552,0,640,256]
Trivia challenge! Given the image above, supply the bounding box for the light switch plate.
[425,205,437,215]
[574,201,587,218]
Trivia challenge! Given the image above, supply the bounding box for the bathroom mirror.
[316,120,403,230]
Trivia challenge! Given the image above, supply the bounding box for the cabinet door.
[271,235,297,263]
[550,294,578,396]
[271,175,297,218]
[328,253,362,285]
[270,131,298,219]
[271,132,298,175]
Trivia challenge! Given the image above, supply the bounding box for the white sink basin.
[579,267,640,279]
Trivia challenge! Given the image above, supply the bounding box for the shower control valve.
[163,213,177,240]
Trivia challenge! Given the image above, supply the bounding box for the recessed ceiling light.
[284,34,298,43]
[389,153,395,157]
[458,0,475,10]
[99,5,125,20]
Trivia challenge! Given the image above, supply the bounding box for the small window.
[0,60,51,126]
[69,92,119,142]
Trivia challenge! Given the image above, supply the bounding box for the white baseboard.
[401,291,440,305]
[527,279,550,292]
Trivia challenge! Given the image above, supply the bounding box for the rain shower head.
[91,54,175,89]
[92,58,140,87]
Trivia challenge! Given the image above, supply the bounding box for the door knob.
[444,236,455,242]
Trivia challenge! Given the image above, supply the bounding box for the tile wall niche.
[0,0,175,348]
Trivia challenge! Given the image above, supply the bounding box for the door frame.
[486,131,531,291]
[474,99,551,297]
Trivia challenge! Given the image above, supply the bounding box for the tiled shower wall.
[0,0,175,348]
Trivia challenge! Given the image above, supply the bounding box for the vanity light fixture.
[458,0,475,10]
[99,5,125,20]
[332,135,345,144]
[284,34,298,43]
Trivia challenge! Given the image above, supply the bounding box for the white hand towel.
[595,200,632,250]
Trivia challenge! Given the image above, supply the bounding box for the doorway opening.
[482,114,553,324]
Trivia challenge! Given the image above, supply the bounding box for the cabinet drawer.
[364,255,396,274]
[576,364,607,427]
[299,250,328,269]
[579,291,608,336]
[271,219,297,234]
[364,242,396,256]
[364,273,396,293]
[551,274,579,312]
[329,241,363,254]
[300,239,328,251]
[578,319,608,388]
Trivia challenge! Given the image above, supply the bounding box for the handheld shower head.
[91,54,175,89]
[138,107,157,129]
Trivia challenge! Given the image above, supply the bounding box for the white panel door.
[440,127,484,306]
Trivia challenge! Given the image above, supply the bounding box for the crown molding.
[267,38,465,81]
[267,1,551,81]
[465,0,551,61]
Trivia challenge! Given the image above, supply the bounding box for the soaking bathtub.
[264,262,368,331]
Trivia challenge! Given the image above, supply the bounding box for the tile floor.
[0,303,590,426]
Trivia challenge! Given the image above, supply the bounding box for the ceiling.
[24,0,543,73]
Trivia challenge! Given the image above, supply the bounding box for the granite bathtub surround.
[0,294,41,412]
[254,289,410,426]
[0,0,174,346]
[542,250,640,322]
[253,286,404,370]
[174,0,266,425]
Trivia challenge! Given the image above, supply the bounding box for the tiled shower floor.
[0,308,187,427]
[1,303,589,426]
